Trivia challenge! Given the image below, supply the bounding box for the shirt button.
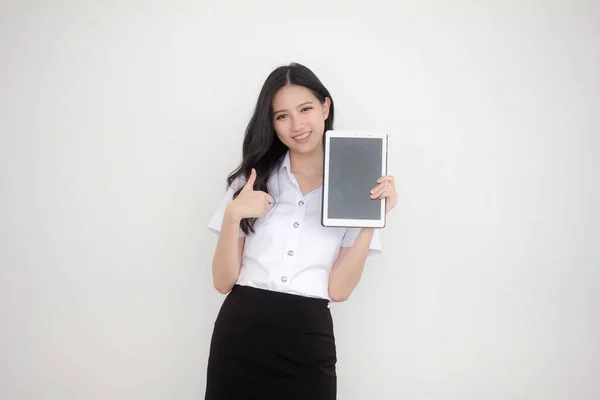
[287,250,294,256]
[281,276,288,283]
[298,200,304,206]
[293,222,300,228]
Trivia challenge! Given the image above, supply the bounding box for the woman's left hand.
[370,176,398,214]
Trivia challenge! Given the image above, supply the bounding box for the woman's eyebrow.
[273,101,314,115]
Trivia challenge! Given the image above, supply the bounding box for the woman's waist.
[221,284,333,333]
[236,264,332,301]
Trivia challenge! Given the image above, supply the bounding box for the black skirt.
[205,284,337,399]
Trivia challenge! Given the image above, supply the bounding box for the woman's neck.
[289,147,324,176]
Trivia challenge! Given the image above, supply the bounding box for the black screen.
[327,137,383,220]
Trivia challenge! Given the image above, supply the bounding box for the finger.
[370,181,389,194]
[377,175,394,183]
[243,168,257,191]
[376,176,395,187]
[370,182,392,198]
[255,192,274,204]
[376,178,395,192]
[373,185,393,199]
[370,183,384,197]
[378,188,397,200]
[377,189,396,199]
[264,200,273,215]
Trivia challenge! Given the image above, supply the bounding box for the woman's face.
[272,84,330,155]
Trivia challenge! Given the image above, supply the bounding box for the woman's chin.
[291,143,319,155]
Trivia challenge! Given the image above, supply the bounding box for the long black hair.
[227,62,335,235]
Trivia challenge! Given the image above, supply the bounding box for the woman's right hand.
[226,168,274,221]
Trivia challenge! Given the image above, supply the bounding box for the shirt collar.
[278,150,291,173]
[277,150,294,183]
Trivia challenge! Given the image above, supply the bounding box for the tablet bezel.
[322,130,388,228]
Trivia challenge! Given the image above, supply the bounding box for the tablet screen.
[327,137,384,220]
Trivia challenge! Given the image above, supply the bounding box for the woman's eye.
[275,108,311,120]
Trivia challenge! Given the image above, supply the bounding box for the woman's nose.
[290,115,304,132]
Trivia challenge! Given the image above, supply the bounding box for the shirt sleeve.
[341,228,382,257]
[207,177,246,237]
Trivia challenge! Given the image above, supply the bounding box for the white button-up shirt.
[208,151,382,300]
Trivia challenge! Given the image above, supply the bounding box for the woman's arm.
[327,174,399,302]
[211,169,273,294]
[328,228,375,302]
[212,205,245,294]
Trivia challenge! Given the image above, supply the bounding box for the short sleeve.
[207,177,246,237]
[341,228,382,257]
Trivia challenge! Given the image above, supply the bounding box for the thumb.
[242,168,256,191]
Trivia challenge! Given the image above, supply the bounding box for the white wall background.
[1,1,598,399]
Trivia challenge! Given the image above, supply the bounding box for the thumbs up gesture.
[226,169,275,221]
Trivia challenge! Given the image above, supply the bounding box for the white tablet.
[322,130,388,228]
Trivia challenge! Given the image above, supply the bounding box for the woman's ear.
[323,97,331,120]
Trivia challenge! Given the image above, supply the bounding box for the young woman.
[205,62,397,400]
